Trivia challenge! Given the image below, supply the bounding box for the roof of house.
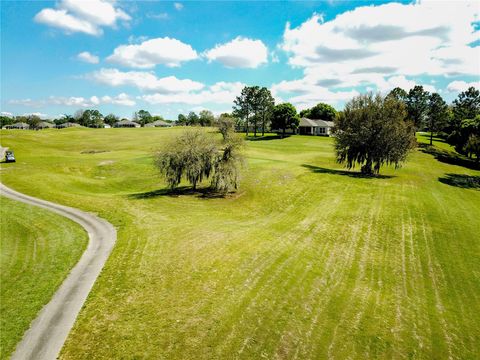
[299,118,334,127]
[150,120,171,126]
[115,120,140,126]
[39,121,54,127]
[9,122,30,128]
[57,122,80,127]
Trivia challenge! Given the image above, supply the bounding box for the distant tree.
[452,87,480,122]
[25,115,41,129]
[271,103,300,138]
[151,115,165,122]
[334,93,416,175]
[133,110,152,127]
[104,114,119,126]
[0,115,15,128]
[211,133,245,193]
[76,109,103,127]
[256,87,275,136]
[448,87,480,154]
[406,85,430,129]
[199,110,215,127]
[301,103,337,122]
[387,87,408,103]
[233,86,258,136]
[177,113,188,125]
[462,116,480,161]
[154,129,216,190]
[217,114,236,140]
[425,93,449,145]
[187,111,200,126]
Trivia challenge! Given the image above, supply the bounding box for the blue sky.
[1,0,479,120]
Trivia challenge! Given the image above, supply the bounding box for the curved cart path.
[1,183,116,360]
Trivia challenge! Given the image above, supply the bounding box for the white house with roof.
[297,118,334,136]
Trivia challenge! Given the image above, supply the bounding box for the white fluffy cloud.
[141,81,246,105]
[204,37,268,68]
[271,78,359,110]
[77,51,99,64]
[107,37,198,68]
[280,1,479,96]
[89,68,204,93]
[34,0,130,36]
[174,3,184,11]
[10,93,136,108]
[447,80,480,93]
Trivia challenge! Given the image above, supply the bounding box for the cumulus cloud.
[280,1,480,93]
[107,37,198,68]
[204,37,268,68]
[174,3,183,11]
[1,111,13,117]
[89,68,204,93]
[34,0,130,36]
[77,51,99,64]
[140,81,246,105]
[271,78,359,110]
[447,80,480,93]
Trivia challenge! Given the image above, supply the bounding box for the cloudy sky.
[1,0,479,119]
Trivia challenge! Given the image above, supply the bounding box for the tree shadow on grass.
[246,134,290,141]
[128,186,231,200]
[438,174,480,190]
[418,143,479,171]
[302,164,395,179]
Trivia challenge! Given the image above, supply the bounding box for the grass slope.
[0,128,479,359]
[0,196,87,359]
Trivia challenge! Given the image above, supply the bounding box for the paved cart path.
[0,178,116,360]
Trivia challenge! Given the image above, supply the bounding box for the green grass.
[0,196,87,360]
[1,127,479,359]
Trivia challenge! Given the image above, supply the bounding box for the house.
[3,122,30,130]
[114,120,141,128]
[145,120,172,128]
[38,121,54,129]
[298,118,334,136]
[56,122,81,129]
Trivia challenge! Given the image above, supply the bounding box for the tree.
[0,115,15,128]
[406,85,430,129]
[133,110,152,127]
[387,87,408,103]
[217,114,236,140]
[427,93,449,145]
[256,87,275,136]
[211,133,244,193]
[448,87,480,153]
[301,103,337,122]
[76,109,103,127]
[334,93,416,175]
[271,103,300,138]
[177,113,188,125]
[104,113,119,126]
[187,111,199,126]
[199,110,214,127]
[154,129,216,190]
[233,86,258,136]
[25,115,41,129]
[452,87,480,122]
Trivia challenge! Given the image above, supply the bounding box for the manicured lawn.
[1,127,479,359]
[0,196,87,360]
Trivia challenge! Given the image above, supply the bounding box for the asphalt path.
[1,151,116,359]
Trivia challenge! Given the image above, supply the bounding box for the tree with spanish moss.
[334,93,416,175]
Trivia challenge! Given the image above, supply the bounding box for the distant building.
[38,121,54,129]
[113,120,141,128]
[56,122,81,129]
[3,122,30,130]
[145,120,172,128]
[297,118,334,136]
